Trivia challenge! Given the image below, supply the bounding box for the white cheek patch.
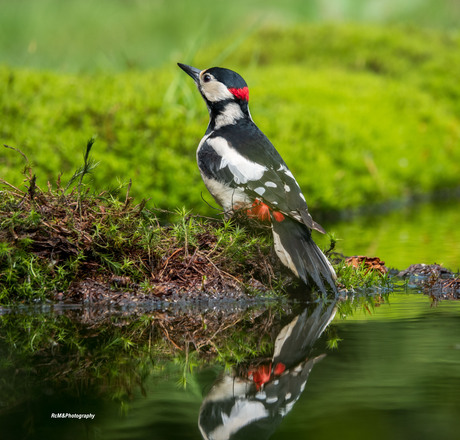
[202,81,234,102]
[208,136,267,184]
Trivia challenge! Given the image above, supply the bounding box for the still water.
[317,199,460,271]
[1,291,460,440]
[1,201,459,440]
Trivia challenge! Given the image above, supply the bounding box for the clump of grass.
[0,143,283,304]
[335,259,391,291]
[0,179,389,305]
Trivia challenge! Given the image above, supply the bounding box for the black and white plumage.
[178,63,336,293]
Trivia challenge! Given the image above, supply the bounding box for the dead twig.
[0,179,25,196]
[199,250,243,284]
[159,247,184,279]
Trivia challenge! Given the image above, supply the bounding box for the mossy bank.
[0,143,392,305]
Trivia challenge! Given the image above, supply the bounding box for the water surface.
[316,199,460,271]
[1,290,459,440]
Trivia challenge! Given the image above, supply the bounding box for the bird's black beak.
[177,63,201,83]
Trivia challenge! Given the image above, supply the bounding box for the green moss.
[2,24,459,217]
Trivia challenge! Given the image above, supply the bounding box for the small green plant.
[65,137,99,194]
[335,259,390,291]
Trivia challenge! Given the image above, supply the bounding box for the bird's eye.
[202,73,212,83]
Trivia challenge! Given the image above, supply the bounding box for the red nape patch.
[228,86,249,101]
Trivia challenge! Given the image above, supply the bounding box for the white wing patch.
[265,181,277,188]
[254,187,266,196]
[277,164,299,187]
[284,169,295,179]
[208,136,267,185]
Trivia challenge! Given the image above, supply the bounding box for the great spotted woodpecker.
[178,63,336,294]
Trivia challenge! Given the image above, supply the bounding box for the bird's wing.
[202,124,326,233]
[244,164,326,234]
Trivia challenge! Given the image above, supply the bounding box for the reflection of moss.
[0,294,400,415]
[0,303,293,408]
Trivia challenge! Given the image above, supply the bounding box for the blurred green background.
[1,0,460,217]
[2,0,460,72]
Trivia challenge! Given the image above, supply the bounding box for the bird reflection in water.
[198,299,337,439]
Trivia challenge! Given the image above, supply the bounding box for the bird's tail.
[271,217,337,294]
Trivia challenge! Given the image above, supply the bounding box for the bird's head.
[178,63,250,119]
